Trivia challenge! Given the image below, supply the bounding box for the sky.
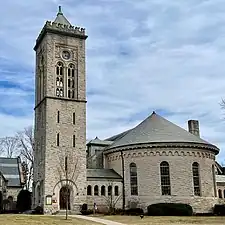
[0,0,225,163]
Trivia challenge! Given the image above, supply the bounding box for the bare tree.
[101,181,122,214]
[56,151,79,219]
[0,136,19,158]
[16,126,34,190]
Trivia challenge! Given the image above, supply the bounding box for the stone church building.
[33,7,225,214]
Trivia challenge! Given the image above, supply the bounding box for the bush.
[32,206,43,215]
[81,204,88,211]
[125,208,144,216]
[16,190,32,213]
[147,203,193,216]
[115,208,125,215]
[213,204,225,216]
[80,209,93,215]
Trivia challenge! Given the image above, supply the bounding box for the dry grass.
[98,215,225,225]
[0,215,99,225]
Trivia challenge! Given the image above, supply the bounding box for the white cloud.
[0,0,224,163]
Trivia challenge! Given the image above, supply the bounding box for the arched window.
[59,78,63,87]
[56,62,64,75]
[67,64,76,99]
[101,186,105,196]
[108,185,112,196]
[192,162,201,196]
[87,185,92,195]
[160,161,171,195]
[56,133,59,146]
[223,190,225,199]
[115,186,119,196]
[130,163,138,195]
[94,185,98,196]
[218,189,222,198]
[68,79,71,88]
[68,64,75,77]
[56,77,60,86]
[56,88,60,96]
[56,62,64,97]
[59,89,63,97]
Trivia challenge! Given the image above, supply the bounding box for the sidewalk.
[72,215,126,225]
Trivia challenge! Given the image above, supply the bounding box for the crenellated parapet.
[45,21,86,34]
[34,20,87,50]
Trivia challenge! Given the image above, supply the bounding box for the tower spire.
[57,6,63,15]
[53,5,71,26]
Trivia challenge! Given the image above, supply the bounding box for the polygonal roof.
[107,111,217,150]
[54,6,71,26]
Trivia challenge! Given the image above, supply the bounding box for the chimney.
[188,120,200,137]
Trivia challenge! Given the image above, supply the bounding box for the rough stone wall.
[86,180,122,212]
[0,175,7,200]
[105,146,218,213]
[33,29,87,213]
[6,187,22,200]
[87,145,104,168]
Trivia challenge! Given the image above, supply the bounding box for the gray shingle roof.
[54,6,71,26]
[87,137,113,146]
[87,169,122,180]
[0,157,23,187]
[107,112,218,150]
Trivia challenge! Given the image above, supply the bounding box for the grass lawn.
[0,215,99,225]
[97,215,225,225]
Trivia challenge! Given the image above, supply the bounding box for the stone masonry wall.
[33,28,87,214]
[105,146,219,213]
[86,180,122,212]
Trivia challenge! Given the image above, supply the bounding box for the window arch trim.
[160,161,171,195]
[192,162,201,196]
[130,162,138,196]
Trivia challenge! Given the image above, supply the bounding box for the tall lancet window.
[160,161,171,195]
[39,56,44,101]
[56,62,64,97]
[130,163,138,195]
[67,64,76,99]
[192,162,201,196]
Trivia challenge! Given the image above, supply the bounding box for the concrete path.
[72,215,126,225]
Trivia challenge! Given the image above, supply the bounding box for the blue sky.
[0,0,225,162]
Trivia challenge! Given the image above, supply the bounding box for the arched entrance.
[60,186,71,210]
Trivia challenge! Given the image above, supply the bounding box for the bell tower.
[33,6,88,213]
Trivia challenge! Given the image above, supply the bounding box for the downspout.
[120,150,125,210]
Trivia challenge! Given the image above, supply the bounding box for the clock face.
[62,50,71,60]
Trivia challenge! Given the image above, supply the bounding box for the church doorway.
[59,186,71,210]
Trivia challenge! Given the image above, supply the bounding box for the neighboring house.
[0,171,8,211]
[215,162,225,203]
[0,157,25,209]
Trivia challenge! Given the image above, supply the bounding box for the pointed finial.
[58,6,63,15]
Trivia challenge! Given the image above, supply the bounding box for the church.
[33,7,225,214]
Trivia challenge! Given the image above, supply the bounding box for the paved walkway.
[72,215,126,225]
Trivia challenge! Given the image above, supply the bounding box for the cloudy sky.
[0,0,225,162]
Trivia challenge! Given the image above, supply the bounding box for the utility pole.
[120,150,125,210]
[65,156,68,220]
